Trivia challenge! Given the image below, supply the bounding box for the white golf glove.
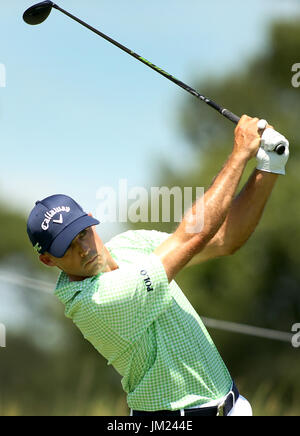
[256,120,290,175]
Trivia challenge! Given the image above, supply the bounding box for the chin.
[91,263,105,276]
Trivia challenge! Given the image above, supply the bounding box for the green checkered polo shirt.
[55,229,232,411]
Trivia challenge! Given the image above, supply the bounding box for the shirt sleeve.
[75,252,172,343]
[143,230,171,251]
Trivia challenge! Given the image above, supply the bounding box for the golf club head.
[23,1,54,25]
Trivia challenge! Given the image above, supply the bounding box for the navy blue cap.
[27,194,100,258]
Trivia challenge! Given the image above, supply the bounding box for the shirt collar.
[54,270,100,305]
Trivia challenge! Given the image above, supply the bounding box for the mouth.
[85,255,98,266]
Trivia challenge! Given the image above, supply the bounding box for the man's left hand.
[256,121,290,175]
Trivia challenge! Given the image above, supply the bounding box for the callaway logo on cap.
[27,194,100,258]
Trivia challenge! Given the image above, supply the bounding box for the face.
[40,225,110,281]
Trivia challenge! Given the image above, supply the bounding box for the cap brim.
[47,215,100,258]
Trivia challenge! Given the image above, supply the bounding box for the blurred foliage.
[133,19,300,416]
[0,204,33,262]
[1,19,300,416]
[0,199,58,276]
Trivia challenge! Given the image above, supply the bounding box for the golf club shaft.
[50,3,286,155]
[52,4,240,125]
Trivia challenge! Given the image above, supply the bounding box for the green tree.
[132,20,300,415]
[2,19,300,417]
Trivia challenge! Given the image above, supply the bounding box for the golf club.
[23,1,286,155]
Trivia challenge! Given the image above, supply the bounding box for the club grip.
[274,144,286,155]
[221,109,240,125]
[221,109,286,156]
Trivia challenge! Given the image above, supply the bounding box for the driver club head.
[23,1,54,25]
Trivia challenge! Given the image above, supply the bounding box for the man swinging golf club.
[27,116,289,416]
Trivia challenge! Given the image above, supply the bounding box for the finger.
[242,114,255,125]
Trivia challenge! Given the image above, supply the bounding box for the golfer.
[27,115,289,416]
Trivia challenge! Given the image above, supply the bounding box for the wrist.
[255,169,279,180]
[256,165,285,176]
[229,151,249,168]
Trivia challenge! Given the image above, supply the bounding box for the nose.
[77,239,91,258]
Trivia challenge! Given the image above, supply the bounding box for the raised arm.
[154,115,262,282]
[186,170,278,266]
[186,121,290,266]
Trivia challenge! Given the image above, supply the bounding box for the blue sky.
[0,0,299,242]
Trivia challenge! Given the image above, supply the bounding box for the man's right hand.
[233,115,262,161]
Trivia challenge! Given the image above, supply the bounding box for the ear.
[39,253,56,267]
[88,212,93,217]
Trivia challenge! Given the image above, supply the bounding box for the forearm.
[178,153,248,250]
[218,169,278,253]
